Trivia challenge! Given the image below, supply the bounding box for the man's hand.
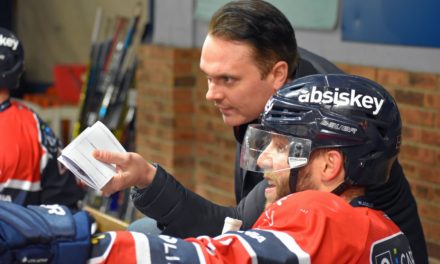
[92,150,157,196]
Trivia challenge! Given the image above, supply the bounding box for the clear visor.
[240,124,312,173]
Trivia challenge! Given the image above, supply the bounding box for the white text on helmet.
[320,120,358,134]
[298,86,385,115]
[0,34,19,51]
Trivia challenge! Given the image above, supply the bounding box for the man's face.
[258,136,319,209]
[200,35,277,126]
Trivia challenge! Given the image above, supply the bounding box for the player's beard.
[296,166,319,193]
[265,166,318,209]
[264,171,290,210]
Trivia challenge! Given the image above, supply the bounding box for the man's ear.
[321,150,344,183]
[270,61,288,91]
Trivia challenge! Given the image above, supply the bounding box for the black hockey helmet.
[241,74,401,189]
[0,27,24,90]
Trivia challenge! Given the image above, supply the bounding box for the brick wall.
[136,45,201,190]
[136,45,440,263]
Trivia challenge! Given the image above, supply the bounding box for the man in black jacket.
[93,1,428,263]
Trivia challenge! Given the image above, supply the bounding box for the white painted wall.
[151,0,195,47]
[295,29,440,74]
[153,1,440,74]
[15,0,149,82]
[14,0,440,83]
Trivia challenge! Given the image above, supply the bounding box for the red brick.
[402,127,440,151]
[141,85,173,98]
[195,185,235,206]
[208,163,234,180]
[197,104,219,115]
[427,241,440,263]
[424,93,440,110]
[411,180,431,201]
[377,68,410,87]
[149,154,173,169]
[174,144,194,155]
[196,172,234,193]
[196,132,217,144]
[173,48,200,61]
[400,106,436,127]
[196,145,217,157]
[174,115,193,128]
[334,63,351,73]
[402,126,421,142]
[422,219,440,247]
[438,75,440,90]
[399,160,418,179]
[144,138,173,154]
[395,90,424,106]
[137,112,163,124]
[159,116,175,127]
[343,65,377,81]
[414,179,440,205]
[418,201,440,221]
[436,113,440,128]
[174,76,196,87]
[418,165,440,184]
[139,58,172,72]
[173,102,194,113]
[409,72,439,91]
[402,145,438,164]
[173,88,193,100]
[420,129,440,145]
[148,45,174,60]
[138,126,173,141]
[174,131,194,141]
[173,156,195,169]
[173,61,194,76]
[195,89,209,101]
[149,73,175,86]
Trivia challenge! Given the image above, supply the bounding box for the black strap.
[0,98,11,112]
[331,181,351,196]
[350,196,374,208]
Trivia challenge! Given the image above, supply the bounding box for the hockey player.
[1,74,414,263]
[87,74,413,263]
[0,27,85,210]
[94,1,427,262]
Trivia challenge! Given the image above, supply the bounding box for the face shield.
[240,124,312,173]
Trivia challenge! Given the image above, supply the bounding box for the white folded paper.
[58,121,126,190]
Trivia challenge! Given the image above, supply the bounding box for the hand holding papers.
[58,121,126,190]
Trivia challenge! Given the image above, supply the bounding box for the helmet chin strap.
[331,181,352,196]
[288,169,300,193]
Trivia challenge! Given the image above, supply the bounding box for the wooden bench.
[84,205,129,231]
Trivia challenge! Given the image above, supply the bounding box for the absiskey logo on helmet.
[0,34,19,51]
[298,86,385,115]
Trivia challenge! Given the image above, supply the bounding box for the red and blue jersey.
[0,99,85,209]
[90,191,413,263]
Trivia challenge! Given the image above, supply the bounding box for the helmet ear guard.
[0,27,24,90]
[254,73,401,188]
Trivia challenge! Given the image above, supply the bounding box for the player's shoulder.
[10,99,61,150]
[10,99,33,112]
[285,190,346,206]
[277,190,356,217]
